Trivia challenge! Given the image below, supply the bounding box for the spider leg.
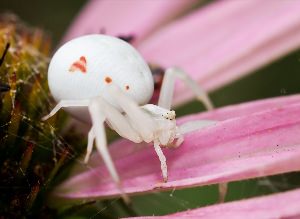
[89,99,118,181]
[158,67,214,110]
[42,99,89,120]
[97,100,143,144]
[106,84,156,143]
[106,84,169,181]
[84,127,95,164]
[167,120,217,149]
[89,98,131,203]
[84,123,142,165]
[178,120,217,135]
[84,95,144,163]
[154,140,168,182]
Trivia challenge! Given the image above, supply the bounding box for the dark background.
[0,0,86,44]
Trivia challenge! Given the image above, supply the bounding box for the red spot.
[69,56,87,73]
[105,77,112,83]
[125,85,130,90]
[80,56,86,63]
[72,62,86,73]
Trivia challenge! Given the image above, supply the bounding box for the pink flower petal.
[77,93,300,170]
[138,0,300,105]
[126,189,300,219]
[62,0,197,44]
[50,94,300,202]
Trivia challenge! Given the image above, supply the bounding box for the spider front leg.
[158,67,214,110]
[105,84,169,181]
[106,84,157,143]
[84,127,95,164]
[42,99,96,164]
[85,96,144,164]
[88,97,135,204]
[153,140,168,182]
[88,92,161,202]
[88,99,119,183]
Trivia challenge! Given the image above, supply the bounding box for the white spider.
[43,34,214,200]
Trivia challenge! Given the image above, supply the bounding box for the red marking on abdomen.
[69,56,87,73]
[80,56,86,63]
[105,76,112,83]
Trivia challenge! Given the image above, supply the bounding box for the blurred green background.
[0,0,86,45]
[1,0,300,218]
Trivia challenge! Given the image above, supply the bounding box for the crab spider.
[43,34,215,199]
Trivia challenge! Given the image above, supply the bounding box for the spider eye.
[163,111,176,120]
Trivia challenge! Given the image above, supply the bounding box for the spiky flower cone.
[0,14,83,218]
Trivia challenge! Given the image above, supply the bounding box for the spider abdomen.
[48,34,154,111]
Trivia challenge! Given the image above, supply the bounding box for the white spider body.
[48,35,153,122]
[44,34,214,201]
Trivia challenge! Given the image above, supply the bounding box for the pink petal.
[126,189,300,219]
[139,0,300,105]
[50,94,300,202]
[62,0,197,44]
